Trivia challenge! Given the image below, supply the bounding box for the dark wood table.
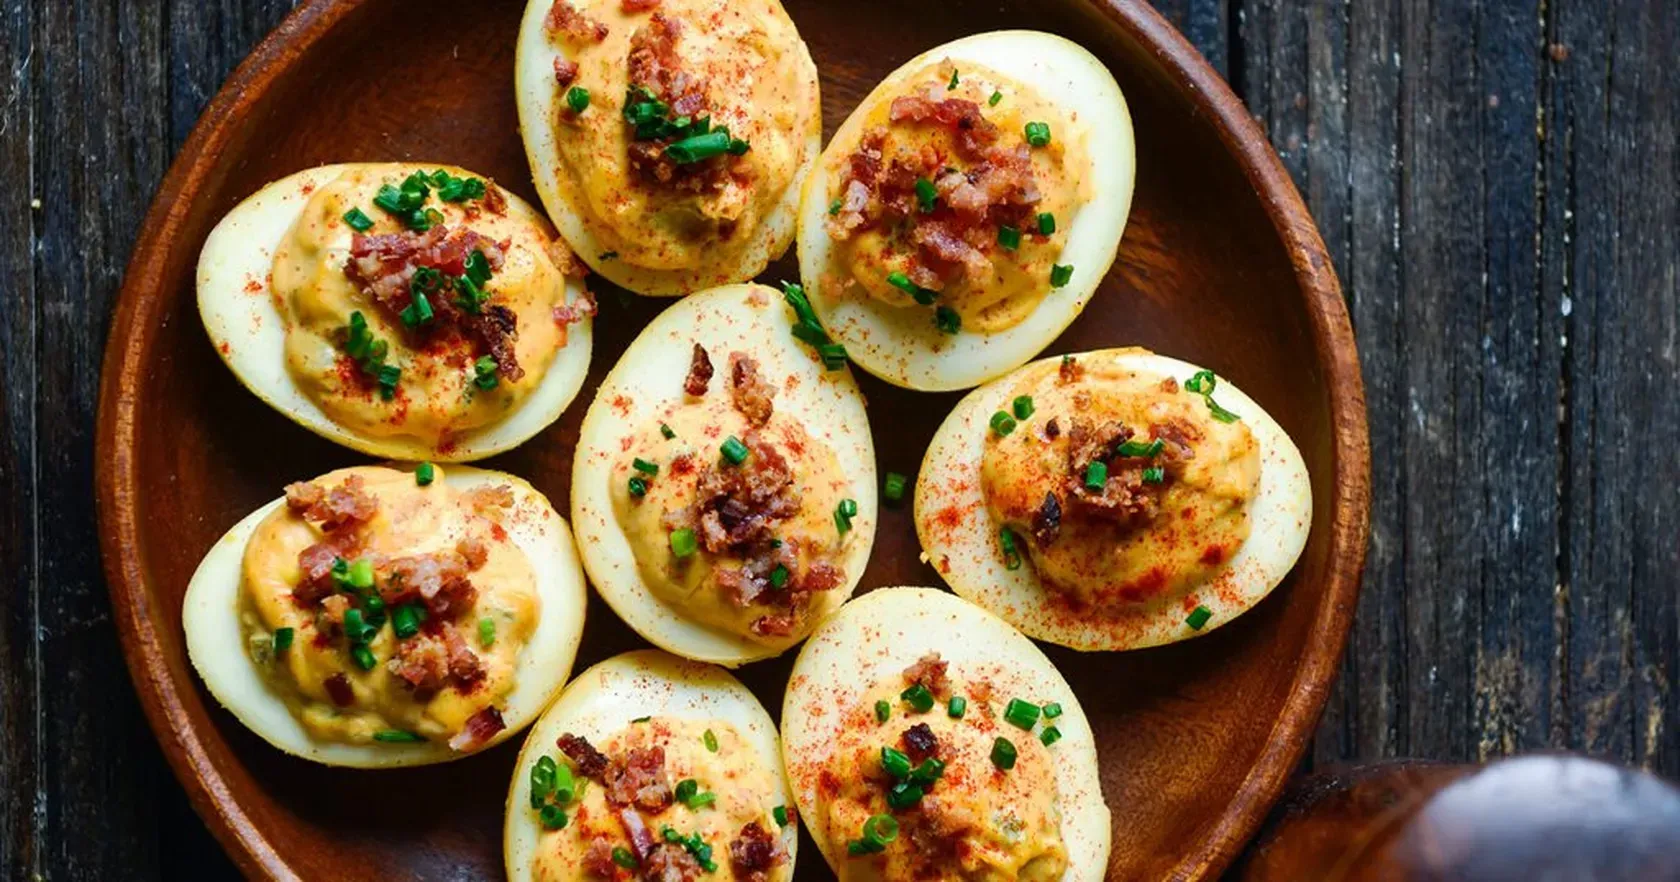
[2,0,1675,878]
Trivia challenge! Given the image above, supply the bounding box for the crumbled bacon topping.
[625,13,734,193]
[1058,356,1084,384]
[448,706,505,752]
[603,746,673,811]
[728,822,787,882]
[622,0,660,10]
[557,733,611,779]
[545,0,608,42]
[382,552,478,620]
[553,57,580,88]
[285,475,378,532]
[902,652,950,698]
[902,722,940,763]
[552,288,598,348]
[323,673,354,707]
[1031,490,1063,547]
[727,352,776,426]
[684,343,714,396]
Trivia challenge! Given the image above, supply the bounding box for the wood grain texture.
[0,0,1675,880]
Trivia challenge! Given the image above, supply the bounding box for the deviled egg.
[796,31,1135,391]
[183,465,587,766]
[515,0,821,295]
[198,163,594,462]
[571,283,876,665]
[506,650,796,882]
[915,348,1312,651]
[782,587,1110,881]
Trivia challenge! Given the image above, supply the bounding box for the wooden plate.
[95,0,1369,878]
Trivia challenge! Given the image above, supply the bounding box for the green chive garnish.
[273,627,294,652]
[373,729,423,743]
[828,197,842,215]
[1024,121,1051,147]
[883,472,907,504]
[628,476,649,497]
[1012,395,1034,419]
[1184,370,1241,422]
[948,695,967,718]
[540,804,568,830]
[473,355,499,390]
[989,90,1003,106]
[1142,466,1166,484]
[660,423,676,439]
[998,225,1021,250]
[900,683,934,713]
[478,616,496,648]
[566,86,591,113]
[880,747,912,779]
[391,605,420,639]
[1004,698,1041,730]
[991,736,1017,770]
[1187,605,1213,630]
[887,270,937,305]
[612,847,637,869]
[773,805,789,827]
[703,729,719,752]
[1084,461,1108,490]
[415,462,435,485]
[835,498,858,535]
[990,411,1017,437]
[1037,212,1056,235]
[1051,264,1074,287]
[999,527,1023,571]
[1040,726,1062,746]
[349,558,375,590]
[875,700,891,724]
[720,436,749,465]
[935,305,961,334]
[1116,438,1164,458]
[665,130,748,164]
[350,644,376,671]
[675,779,698,802]
[947,69,960,90]
[633,458,659,475]
[343,207,374,231]
[1042,702,1063,719]
[914,177,938,213]
[864,813,899,845]
[886,781,924,810]
[670,528,699,559]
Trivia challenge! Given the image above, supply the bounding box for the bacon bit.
[1058,356,1085,384]
[558,733,612,779]
[292,542,343,605]
[751,613,797,637]
[481,184,507,216]
[1031,491,1063,547]
[902,723,940,763]
[552,288,598,331]
[465,484,516,512]
[443,626,486,687]
[285,475,378,532]
[1043,417,1062,440]
[582,838,617,877]
[1160,377,1180,394]
[553,57,580,87]
[617,807,660,860]
[727,352,776,426]
[462,304,525,383]
[902,652,950,698]
[728,822,787,882]
[448,706,506,751]
[684,343,714,396]
[456,535,489,571]
[545,0,608,42]
[323,674,354,707]
[383,553,477,620]
[604,746,673,811]
[622,0,660,10]
[390,633,450,694]
[316,594,350,636]
[1200,545,1228,565]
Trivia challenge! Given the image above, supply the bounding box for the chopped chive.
[988,90,1003,106]
[887,270,936,305]
[350,644,376,671]
[1184,369,1242,422]
[1187,605,1213,630]
[1142,466,1166,484]
[948,695,967,718]
[1004,698,1041,730]
[1012,395,1034,419]
[686,791,716,809]
[935,305,961,334]
[473,355,499,390]
[628,476,649,497]
[875,700,891,724]
[666,130,747,164]
[998,225,1022,250]
[1042,702,1063,719]
[670,528,699,559]
[900,683,935,713]
[839,498,858,518]
[991,736,1018,770]
[864,813,899,845]
[675,779,699,802]
[343,207,374,231]
[1037,212,1056,235]
[886,781,924,809]
[769,564,789,589]
[703,729,719,752]
[632,458,659,476]
[914,177,938,213]
[990,411,1017,437]
[273,627,294,653]
[908,758,945,786]
[773,805,790,827]
[1040,726,1062,746]
[415,462,435,486]
[348,558,375,591]
[947,69,960,90]
[566,85,591,113]
[478,616,496,648]
[1024,121,1052,147]
[880,746,912,779]
[883,472,907,504]
[373,729,424,743]
[632,716,651,723]
[391,605,420,639]
[1050,264,1074,287]
[818,341,849,370]
[720,436,749,465]
[1116,438,1164,458]
[1084,461,1108,490]
[612,847,637,869]
[828,197,842,215]
[660,422,676,439]
[999,527,1023,571]
[540,804,568,830]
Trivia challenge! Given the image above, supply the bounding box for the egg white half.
[197,163,594,462]
[183,465,588,768]
[571,283,877,665]
[781,586,1111,881]
[796,31,1136,391]
[915,348,1313,651]
[504,650,796,881]
[513,0,821,296]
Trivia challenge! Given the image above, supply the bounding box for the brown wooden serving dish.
[95,0,1369,878]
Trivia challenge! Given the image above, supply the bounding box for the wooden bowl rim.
[93,0,1371,878]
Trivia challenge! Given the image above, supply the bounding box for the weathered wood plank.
[1149,0,1230,78]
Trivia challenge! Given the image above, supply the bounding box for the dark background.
[1,0,1676,878]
